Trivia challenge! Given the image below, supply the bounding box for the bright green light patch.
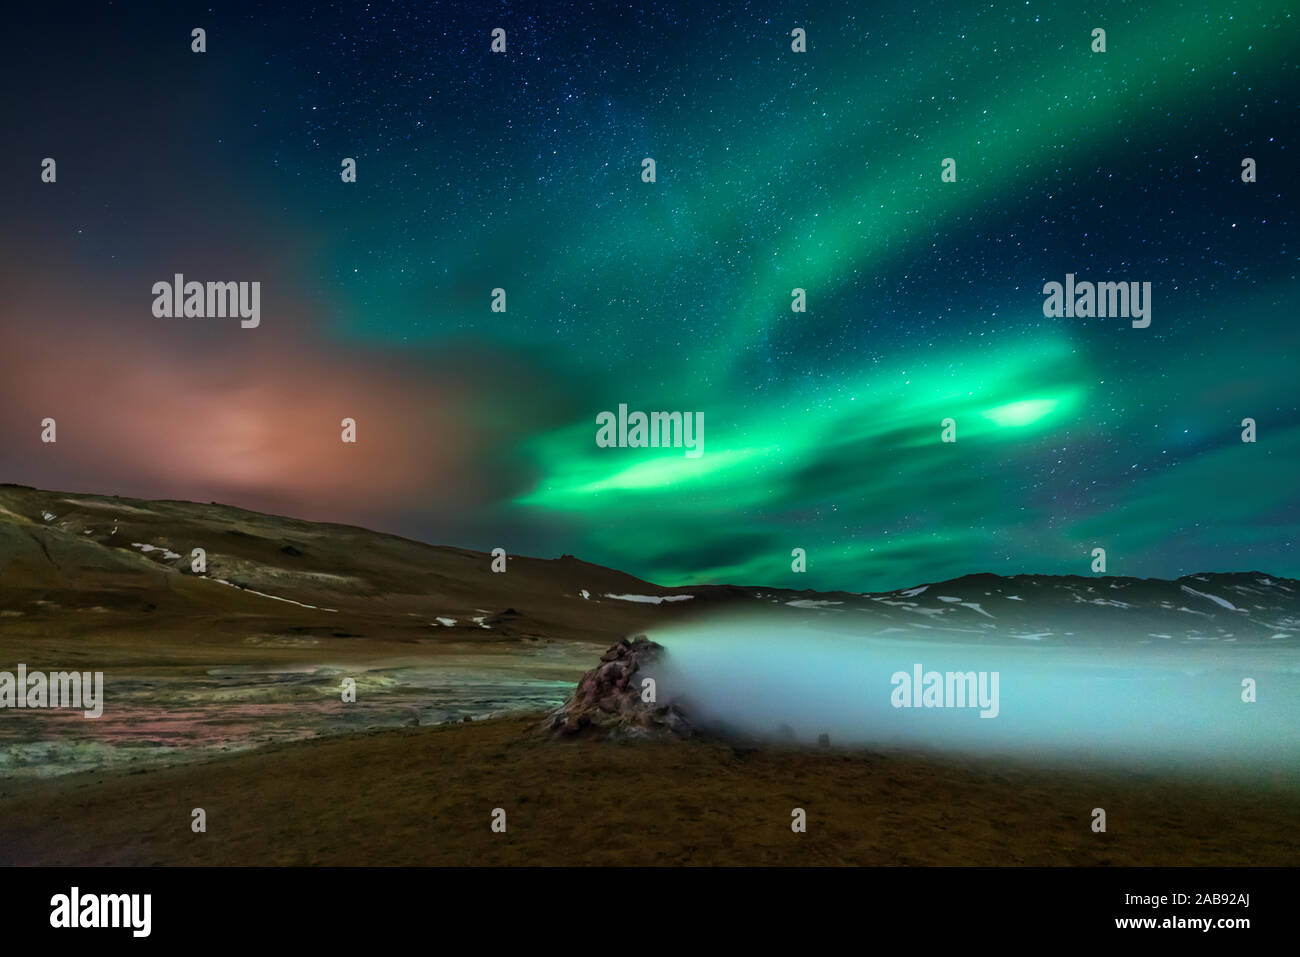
[982,398,1059,427]
[572,447,768,494]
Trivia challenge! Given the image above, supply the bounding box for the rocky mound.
[545,636,692,739]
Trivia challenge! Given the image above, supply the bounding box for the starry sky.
[1,0,1296,591]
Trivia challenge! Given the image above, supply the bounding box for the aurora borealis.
[2,0,1296,591]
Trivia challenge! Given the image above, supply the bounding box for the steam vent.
[546,636,692,739]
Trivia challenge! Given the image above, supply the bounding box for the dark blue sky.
[2,0,1296,590]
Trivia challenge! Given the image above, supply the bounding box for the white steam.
[640,616,1300,775]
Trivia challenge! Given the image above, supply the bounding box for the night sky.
[1,0,1296,591]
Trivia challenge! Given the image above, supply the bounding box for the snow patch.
[131,542,182,561]
[1180,585,1241,611]
[210,579,338,613]
[785,599,844,609]
[604,594,695,604]
[903,606,949,618]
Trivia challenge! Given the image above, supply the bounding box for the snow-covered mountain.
[1,483,1295,649]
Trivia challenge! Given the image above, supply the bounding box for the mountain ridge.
[1,484,1296,655]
